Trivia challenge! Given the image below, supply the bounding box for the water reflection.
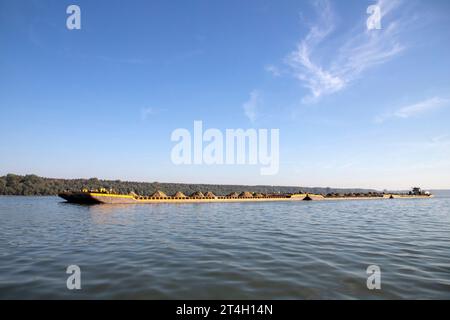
[0,196,449,299]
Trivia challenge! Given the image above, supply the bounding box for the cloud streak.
[265,65,281,77]
[375,97,449,123]
[243,90,261,123]
[285,0,407,102]
[141,107,154,120]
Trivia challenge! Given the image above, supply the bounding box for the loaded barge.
[58,188,433,205]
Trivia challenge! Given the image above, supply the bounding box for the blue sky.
[1,0,450,189]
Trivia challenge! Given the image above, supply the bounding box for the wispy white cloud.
[141,107,157,120]
[375,97,449,123]
[430,134,450,146]
[265,65,281,77]
[392,97,449,118]
[413,135,450,150]
[243,90,261,123]
[284,0,407,102]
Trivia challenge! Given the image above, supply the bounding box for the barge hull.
[58,192,102,204]
[58,192,433,205]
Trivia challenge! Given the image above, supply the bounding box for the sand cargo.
[58,188,433,205]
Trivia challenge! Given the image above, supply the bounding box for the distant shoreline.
[1,173,444,197]
[1,173,379,197]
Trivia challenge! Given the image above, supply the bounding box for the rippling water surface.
[1,195,450,299]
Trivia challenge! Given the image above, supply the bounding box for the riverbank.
[0,173,377,196]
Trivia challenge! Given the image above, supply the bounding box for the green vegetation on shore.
[0,173,376,196]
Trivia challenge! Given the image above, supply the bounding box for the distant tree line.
[0,174,377,196]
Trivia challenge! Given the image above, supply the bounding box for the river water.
[0,195,449,299]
